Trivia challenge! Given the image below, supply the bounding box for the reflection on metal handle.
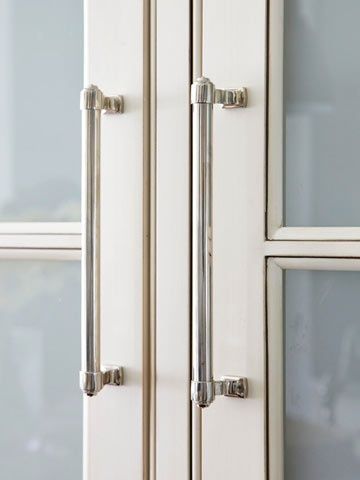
[191,77,248,408]
[80,85,124,396]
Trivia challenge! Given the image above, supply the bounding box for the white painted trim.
[192,2,203,479]
[193,0,203,79]
[264,240,360,258]
[84,1,146,478]
[148,0,157,476]
[156,0,191,477]
[202,1,267,478]
[192,406,202,480]
[267,259,284,480]
[0,222,81,235]
[267,257,360,480]
[272,257,360,271]
[271,226,360,241]
[0,249,80,260]
[0,234,81,250]
[267,0,284,238]
[267,1,360,240]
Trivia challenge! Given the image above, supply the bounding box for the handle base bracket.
[191,376,248,408]
[215,375,248,399]
[191,77,248,108]
[214,88,247,109]
[102,365,124,387]
[80,366,124,397]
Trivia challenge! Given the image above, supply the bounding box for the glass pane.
[0,1,83,221]
[283,1,360,226]
[0,260,81,479]
[285,270,360,479]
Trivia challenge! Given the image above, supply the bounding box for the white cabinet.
[1,1,359,479]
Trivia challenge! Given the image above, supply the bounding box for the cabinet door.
[0,1,148,478]
[156,0,266,478]
[198,1,266,478]
[266,1,360,479]
[84,1,148,479]
[156,0,266,477]
[157,1,360,479]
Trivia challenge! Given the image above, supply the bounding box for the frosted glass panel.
[0,261,81,479]
[284,0,360,226]
[0,0,82,221]
[285,270,360,479]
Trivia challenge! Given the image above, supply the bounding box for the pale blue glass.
[0,0,83,221]
[284,0,360,226]
[0,261,82,479]
[285,270,360,479]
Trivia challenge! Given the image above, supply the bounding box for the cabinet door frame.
[177,1,360,479]
[197,1,267,478]
[267,258,360,480]
[0,0,153,478]
[266,0,360,477]
[84,0,153,478]
[155,0,191,478]
[156,0,267,477]
[267,0,360,241]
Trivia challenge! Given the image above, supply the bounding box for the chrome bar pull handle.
[80,85,124,396]
[191,77,248,408]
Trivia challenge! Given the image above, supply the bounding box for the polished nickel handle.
[80,85,124,396]
[191,77,248,408]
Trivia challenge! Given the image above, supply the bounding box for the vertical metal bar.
[79,86,124,396]
[191,78,215,408]
[80,86,103,396]
[191,78,248,409]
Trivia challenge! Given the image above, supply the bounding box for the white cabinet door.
[83,1,149,479]
[157,0,360,479]
[86,0,360,479]
[85,0,264,476]
[156,0,267,478]
[266,2,360,480]
[0,0,147,477]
